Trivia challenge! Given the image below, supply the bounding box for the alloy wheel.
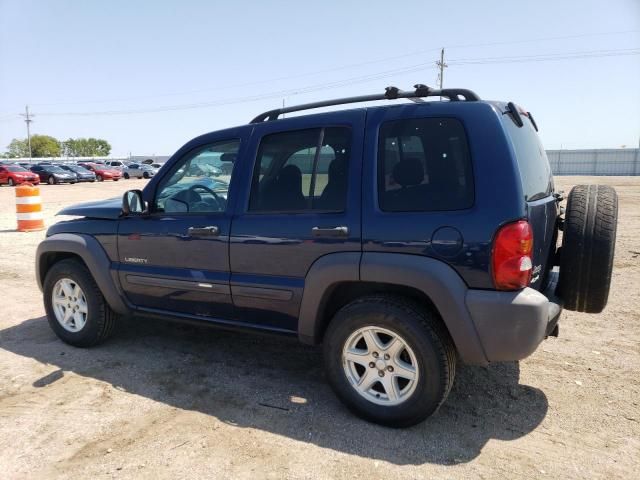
[51,278,88,332]
[342,326,419,406]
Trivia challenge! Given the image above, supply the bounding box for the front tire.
[123,172,130,179]
[43,259,117,347]
[48,176,56,185]
[323,295,456,427]
[96,174,103,182]
[8,178,14,186]
[143,172,149,179]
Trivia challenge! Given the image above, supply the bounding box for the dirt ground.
[0,176,638,479]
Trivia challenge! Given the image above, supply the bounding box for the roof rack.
[250,85,480,123]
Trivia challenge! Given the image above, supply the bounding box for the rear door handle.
[312,226,349,237]
[187,226,220,237]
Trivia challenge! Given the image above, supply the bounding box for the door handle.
[311,226,349,237]
[187,226,220,236]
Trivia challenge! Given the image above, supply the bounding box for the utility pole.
[20,105,34,160]
[436,48,447,90]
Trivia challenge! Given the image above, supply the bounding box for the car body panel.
[227,109,366,331]
[0,165,40,185]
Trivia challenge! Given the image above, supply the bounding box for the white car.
[123,163,157,179]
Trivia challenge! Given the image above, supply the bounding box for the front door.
[229,111,365,331]
[117,136,244,320]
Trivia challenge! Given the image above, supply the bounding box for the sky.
[0,0,639,157]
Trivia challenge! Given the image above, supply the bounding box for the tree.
[5,138,30,157]
[4,135,111,158]
[29,135,61,157]
[62,137,111,157]
[4,135,60,157]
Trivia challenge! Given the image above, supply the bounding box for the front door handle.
[187,226,220,237]
[312,226,349,237]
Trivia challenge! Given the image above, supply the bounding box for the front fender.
[36,233,130,316]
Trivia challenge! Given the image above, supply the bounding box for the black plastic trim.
[36,233,131,316]
[126,275,230,295]
[359,253,488,365]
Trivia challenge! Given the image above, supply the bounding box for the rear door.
[117,130,249,320]
[228,111,364,331]
[502,111,558,290]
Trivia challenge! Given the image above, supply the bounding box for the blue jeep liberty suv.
[36,85,618,427]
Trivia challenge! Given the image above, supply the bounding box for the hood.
[57,197,122,219]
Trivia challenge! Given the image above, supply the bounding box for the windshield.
[8,166,28,172]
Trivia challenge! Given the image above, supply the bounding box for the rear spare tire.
[559,184,618,313]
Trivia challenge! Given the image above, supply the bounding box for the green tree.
[62,137,111,157]
[5,138,30,157]
[29,135,61,157]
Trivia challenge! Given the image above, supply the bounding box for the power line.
[3,46,637,120]
[26,28,640,108]
[449,47,640,65]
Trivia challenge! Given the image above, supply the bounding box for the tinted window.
[249,127,350,212]
[502,115,552,201]
[155,139,239,214]
[8,166,27,172]
[378,118,473,212]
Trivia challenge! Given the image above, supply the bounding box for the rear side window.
[377,118,473,212]
[249,127,351,212]
[503,116,552,201]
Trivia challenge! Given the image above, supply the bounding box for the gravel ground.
[0,176,638,479]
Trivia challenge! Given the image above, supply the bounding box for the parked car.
[35,86,619,427]
[104,160,127,171]
[59,164,97,182]
[30,164,77,185]
[123,163,156,179]
[81,163,121,182]
[0,164,41,186]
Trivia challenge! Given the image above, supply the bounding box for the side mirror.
[122,189,145,216]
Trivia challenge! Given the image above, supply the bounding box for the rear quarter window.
[502,115,553,201]
[377,117,474,212]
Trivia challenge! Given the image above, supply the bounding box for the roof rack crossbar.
[250,85,480,123]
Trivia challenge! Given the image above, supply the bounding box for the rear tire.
[558,185,618,313]
[143,172,149,179]
[96,175,103,182]
[123,172,130,179]
[323,295,456,427]
[43,259,117,347]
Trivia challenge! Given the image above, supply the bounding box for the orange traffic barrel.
[16,184,45,232]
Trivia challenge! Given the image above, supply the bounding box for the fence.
[546,149,640,176]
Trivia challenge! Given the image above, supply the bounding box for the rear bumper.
[465,272,562,362]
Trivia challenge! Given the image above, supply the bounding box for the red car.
[82,163,121,182]
[0,164,41,186]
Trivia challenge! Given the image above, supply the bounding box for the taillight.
[492,220,533,290]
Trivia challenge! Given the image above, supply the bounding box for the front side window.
[377,118,474,212]
[155,139,240,213]
[249,127,351,212]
